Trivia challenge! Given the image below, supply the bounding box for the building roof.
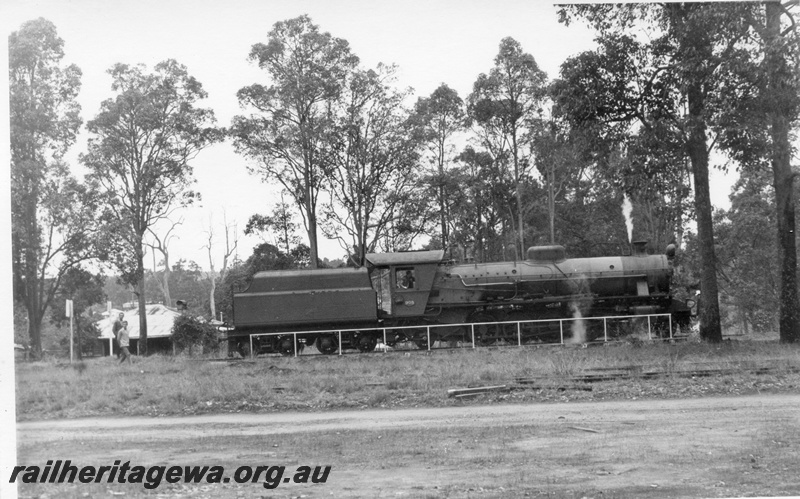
[97,304,181,339]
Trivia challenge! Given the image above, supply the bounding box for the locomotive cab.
[365,250,444,318]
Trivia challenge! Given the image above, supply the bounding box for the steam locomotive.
[229,241,693,355]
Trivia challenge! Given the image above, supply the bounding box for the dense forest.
[10,3,800,357]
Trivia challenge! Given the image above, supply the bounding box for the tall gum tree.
[411,83,465,253]
[231,15,360,268]
[82,60,220,355]
[724,3,800,343]
[322,64,423,266]
[557,4,758,342]
[9,18,98,358]
[762,2,800,343]
[467,37,548,256]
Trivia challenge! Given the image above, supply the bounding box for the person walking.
[112,312,124,358]
[119,320,132,364]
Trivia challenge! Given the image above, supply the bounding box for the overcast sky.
[1,0,739,269]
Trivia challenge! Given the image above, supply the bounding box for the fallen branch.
[447,385,508,398]
[567,426,601,433]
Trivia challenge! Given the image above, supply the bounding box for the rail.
[247,312,676,358]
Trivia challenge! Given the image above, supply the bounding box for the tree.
[244,190,303,254]
[467,37,548,255]
[724,3,800,343]
[322,64,424,266]
[168,260,211,317]
[231,15,360,268]
[9,18,99,358]
[82,60,220,355]
[49,268,106,359]
[411,83,465,252]
[557,4,757,342]
[713,168,780,335]
[145,216,183,308]
[204,213,238,321]
[450,146,514,262]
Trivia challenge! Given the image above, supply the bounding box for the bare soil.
[15,394,800,498]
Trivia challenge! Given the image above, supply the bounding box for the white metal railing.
[246,313,675,358]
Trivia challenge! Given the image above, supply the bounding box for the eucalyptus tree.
[556,3,761,342]
[231,15,360,268]
[82,60,220,355]
[450,147,511,262]
[245,191,303,255]
[9,18,99,358]
[411,84,465,251]
[467,37,548,255]
[322,64,424,266]
[716,3,800,343]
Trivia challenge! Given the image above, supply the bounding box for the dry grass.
[14,339,800,420]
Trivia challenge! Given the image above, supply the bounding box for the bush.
[171,315,220,355]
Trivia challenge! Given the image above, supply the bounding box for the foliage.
[49,268,106,326]
[321,64,426,266]
[714,168,780,334]
[467,37,548,254]
[244,191,303,254]
[143,260,211,318]
[82,59,220,354]
[50,268,106,358]
[411,83,466,251]
[9,17,101,358]
[170,315,220,354]
[231,15,360,268]
[448,146,515,262]
[554,3,767,341]
[103,275,136,308]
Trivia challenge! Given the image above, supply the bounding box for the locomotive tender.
[230,241,693,355]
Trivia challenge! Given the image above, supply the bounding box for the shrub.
[171,315,220,355]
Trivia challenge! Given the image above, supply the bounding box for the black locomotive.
[229,241,693,355]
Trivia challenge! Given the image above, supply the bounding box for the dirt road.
[15,394,800,498]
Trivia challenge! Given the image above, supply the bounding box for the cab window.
[396,268,416,290]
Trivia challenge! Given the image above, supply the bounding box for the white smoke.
[569,302,587,344]
[622,194,633,243]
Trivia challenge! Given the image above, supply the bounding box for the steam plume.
[569,302,587,344]
[622,194,633,243]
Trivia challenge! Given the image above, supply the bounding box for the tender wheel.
[275,336,299,356]
[317,334,338,355]
[355,333,378,353]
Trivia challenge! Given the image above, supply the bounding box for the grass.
[14,339,800,421]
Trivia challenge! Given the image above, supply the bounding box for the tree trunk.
[548,165,556,244]
[766,2,799,343]
[136,249,149,356]
[308,213,319,269]
[162,257,172,308]
[209,271,217,320]
[513,136,525,254]
[26,302,43,359]
[686,82,723,342]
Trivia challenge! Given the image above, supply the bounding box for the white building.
[97,303,181,355]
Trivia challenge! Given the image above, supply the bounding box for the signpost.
[66,299,74,363]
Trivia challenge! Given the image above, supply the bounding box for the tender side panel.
[233,268,377,329]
